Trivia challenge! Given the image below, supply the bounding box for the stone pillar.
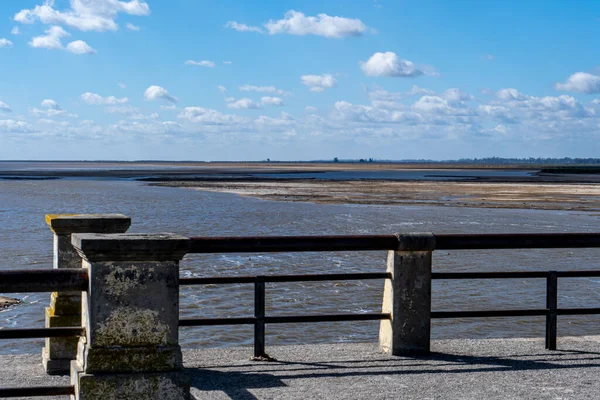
[43,214,131,375]
[379,233,435,356]
[70,233,191,400]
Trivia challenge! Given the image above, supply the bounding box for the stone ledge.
[46,214,131,235]
[71,233,190,262]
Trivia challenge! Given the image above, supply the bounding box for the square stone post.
[43,214,131,375]
[70,233,191,400]
[379,233,435,356]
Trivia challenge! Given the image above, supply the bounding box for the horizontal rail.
[432,270,600,279]
[179,317,255,326]
[0,327,85,339]
[0,269,88,293]
[180,272,390,285]
[432,309,547,318]
[558,308,600,315]
[432,308,600,319]
[187,233,600,253]
[433,271,548,279]
[189,235,400,253]
[265,313,390,324]
[179,313,389,326]
[0,386,74,398]
[435,233,600,250]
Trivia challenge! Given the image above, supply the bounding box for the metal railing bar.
[179,272,390,286]
[180,276,256,285]
[435,233,600,250]
[254,277,266,358]
[432,271,549,279]
[262,272,391,283]
[546,271,558,350]
[186,233,600,253]
[557,308,600,315]
[265,313,390,324]
[432,309,547,318]
[179,317,255,326]
[188,235,400,253]
[555,270,600,278]
[0,327,85,339]
[0,386,75,397]
[0,269,88,293]
[178,313,391,326]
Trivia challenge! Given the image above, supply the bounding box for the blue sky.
[1,0,599,161]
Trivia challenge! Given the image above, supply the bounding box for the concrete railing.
[1,215,600,399]
[43,214,131,374]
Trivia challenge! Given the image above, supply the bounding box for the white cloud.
[160,104,177,110]
[178,106,247,125]
[227,10,369,38]
[264,10,368,38]
[496,88,529,101]
[66,39,96,54]
[105,105,140,115]
[261,96,284,106]
[406,85,434,96]
[217,85,227,93]
[223,61,232,65]
[14,0,150,32]
[0,38,13,48]
[118,82,127,89]
[225,21,263,33]
[360,52,426,77]
[32,99,77,118]
[368,87,401,101]
[144,85,177,103]
[81,92,128,105]
[332,100,422,124]
[227,98,261,109]
[11,27,21,35]
[555,72,600,94]
[301,74,337,92]
[29,25,95,54]
[0,119,32,133]
[0,101,12,112]
[126,22,140,31]
[305,106,318,112]
[42,99,60,110]
[110,119,182,136]
[129,112,159,120]
[185,60,216,68]
[239,84,289,96]
[30,25,69,49]
[442,88,473,103]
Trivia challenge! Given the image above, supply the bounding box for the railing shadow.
[185,349,600,399]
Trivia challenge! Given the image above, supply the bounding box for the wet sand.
[155,180,600,211]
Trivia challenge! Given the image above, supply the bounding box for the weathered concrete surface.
[45,214,131,235]
[72,233,190,262]
[380,247,433,356]
[44,213,131,374]
[2,337,600,399]
[71,233,189,399]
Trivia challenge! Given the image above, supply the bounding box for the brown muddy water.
[1,179,599,354]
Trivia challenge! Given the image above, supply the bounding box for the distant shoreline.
[1,162,599,211]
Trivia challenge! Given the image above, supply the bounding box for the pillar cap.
[395,233,436,251]
[72,233,190,262]
[46,214,131,235]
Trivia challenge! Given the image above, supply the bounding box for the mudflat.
[154,178,600,211]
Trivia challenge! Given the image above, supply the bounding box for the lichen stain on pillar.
[77,373,189,400]
[96,307,170,347]
[102,264,151,297]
